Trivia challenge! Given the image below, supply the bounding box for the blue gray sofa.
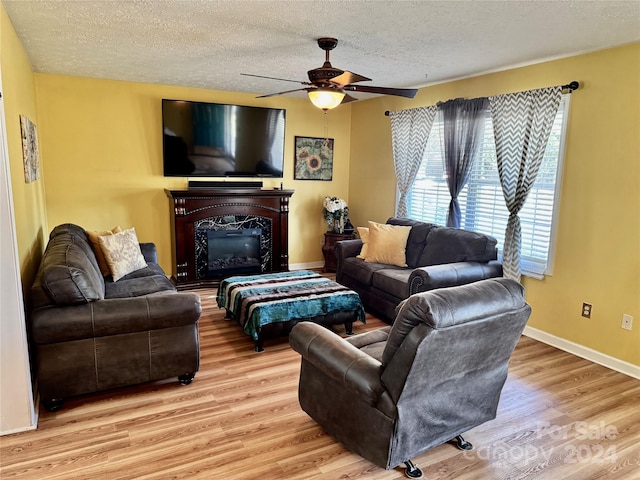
[29,224,201,411]
[336,217,503,321]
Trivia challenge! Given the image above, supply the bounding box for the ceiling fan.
[242,37,418,111]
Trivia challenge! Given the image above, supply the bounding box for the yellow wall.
[1,5,48,290]
[34,75,352,271]
[349,43,640,366]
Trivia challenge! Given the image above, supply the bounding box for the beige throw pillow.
[364,221,412,267]
[98,227,147,281]
[86,226,122,276]
[356,227,369,259]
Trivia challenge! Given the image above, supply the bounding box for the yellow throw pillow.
[356,227,369,259]
[364,221,412,267]
[86,226,122,276]
[98,227,147,281]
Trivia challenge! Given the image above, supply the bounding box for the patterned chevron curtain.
[390,106,437,216]
[489,86,562,281]
[439,97,489,227]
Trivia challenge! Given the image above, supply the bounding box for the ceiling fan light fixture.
[308,88,345,110]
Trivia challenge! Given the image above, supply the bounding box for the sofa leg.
[178,372,196,385]
[453,434,473,451]
[404,460,423,478]
[43,398,64,412]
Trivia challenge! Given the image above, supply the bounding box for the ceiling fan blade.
[345,84,418,98]
[341,93,358,104]
[332,71,371,86]
[256,87,310,98]
[242,73,309,85]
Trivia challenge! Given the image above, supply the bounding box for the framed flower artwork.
[20,115,40,183]
[294,136,334,181]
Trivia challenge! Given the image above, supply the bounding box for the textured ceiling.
[3,0,640,100]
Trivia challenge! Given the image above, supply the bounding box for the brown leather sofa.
[29,224,201,411]
[336,217,503,321]
[290,278,531,477]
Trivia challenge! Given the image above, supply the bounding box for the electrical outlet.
[582,303,592,318]
[621,314,633,331]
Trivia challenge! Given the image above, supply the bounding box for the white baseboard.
[1,397,38,436]
[523,326,640,380]
[290,261,324,271]
[0,423,37,436]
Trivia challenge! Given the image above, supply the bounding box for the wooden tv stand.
[165,188,294,289]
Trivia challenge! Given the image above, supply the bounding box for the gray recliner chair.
[289,278,531,478]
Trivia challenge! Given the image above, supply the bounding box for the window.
[406,95,569,278]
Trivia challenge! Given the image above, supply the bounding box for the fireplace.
[166,187,293,289]
[207,229,262,276]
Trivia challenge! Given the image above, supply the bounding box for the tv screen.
[162,99,286,178]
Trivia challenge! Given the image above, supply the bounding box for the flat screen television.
[162,99,286,178]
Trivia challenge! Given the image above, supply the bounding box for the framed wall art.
[20,115,40,183]
[294,136,334,181]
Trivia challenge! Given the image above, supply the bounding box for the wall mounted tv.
[162,99,286,178]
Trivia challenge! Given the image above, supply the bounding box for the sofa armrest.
[289,322,384,406]
[345,326,391,349]
[32,292,202,344]
[335,239,363,282]
[139,242,158,263]
[409,260,503,295]
[335,239,363,260]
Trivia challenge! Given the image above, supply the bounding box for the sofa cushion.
[365,221,412,267]
[104,262,165,282]
[371,268,412,301]
[342,257,390,286]
[387,217,436,268]
[105,274,176,299]
[420,226,497,266]
[49,223,88,240]
[42,241,105,305]
[99,228,148,281]
[48,228,104,284]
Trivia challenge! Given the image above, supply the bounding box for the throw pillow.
[98,227,147,281]
[356,227,369,259]
[364,221,412,267]
[86,226,122,276]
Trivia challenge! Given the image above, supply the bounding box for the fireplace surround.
[166,188,294,288]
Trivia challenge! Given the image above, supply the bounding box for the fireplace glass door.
[207,229,262,277]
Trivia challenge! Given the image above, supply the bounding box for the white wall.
[0,85,37,435]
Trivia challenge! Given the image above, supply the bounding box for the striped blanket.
[216,270,365,340]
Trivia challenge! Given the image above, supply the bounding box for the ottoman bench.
[216,270,365,351]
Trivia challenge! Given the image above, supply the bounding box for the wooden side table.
[322,232,356,273]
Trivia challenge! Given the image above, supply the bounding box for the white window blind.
[406,95,569,278]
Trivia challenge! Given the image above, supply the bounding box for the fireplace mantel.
[165,188,294,289]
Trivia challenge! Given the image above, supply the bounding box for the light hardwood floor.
[1,286,639,479]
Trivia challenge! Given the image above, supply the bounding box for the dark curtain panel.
[439,97,489,227]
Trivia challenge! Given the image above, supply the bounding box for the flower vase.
[343,219,354,235]
[332,216,344,234]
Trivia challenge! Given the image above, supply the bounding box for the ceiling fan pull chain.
[324,111,329,141]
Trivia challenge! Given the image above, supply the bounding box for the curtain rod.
[384,80,580,116]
